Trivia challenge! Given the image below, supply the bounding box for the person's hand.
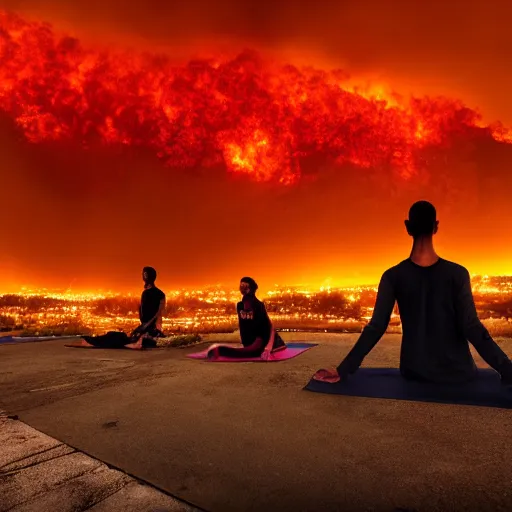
[313,368,341,383]
[129,329,142,342]
[260,349,271,361]
[131,325,144,336]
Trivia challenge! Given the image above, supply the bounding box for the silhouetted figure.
[207,277,286,359]
[80,266,166,350]
[314,201,512,385]
[130,266,166,340]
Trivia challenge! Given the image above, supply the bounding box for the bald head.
[405,201,438,238]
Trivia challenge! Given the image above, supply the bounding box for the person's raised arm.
[313,271,396,382]
[456,269,512,383]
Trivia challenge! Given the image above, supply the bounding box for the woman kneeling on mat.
[207,277,286,360]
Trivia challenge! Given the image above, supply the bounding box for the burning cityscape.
[1,275,512,338]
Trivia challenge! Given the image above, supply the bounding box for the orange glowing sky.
[1,0,512,294]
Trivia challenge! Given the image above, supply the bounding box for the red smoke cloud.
[1,9,510,186]
[1,7,512,293]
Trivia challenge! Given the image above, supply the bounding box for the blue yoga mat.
[304,368,512,409]
[280,342,317,349]
[0,335,80,345]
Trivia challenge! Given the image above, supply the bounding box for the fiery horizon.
[1,275,512,338]
[2,272,512,298]
[1,5,512,293]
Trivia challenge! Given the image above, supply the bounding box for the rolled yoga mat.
[187,342,317,362]
[304,368,512,409]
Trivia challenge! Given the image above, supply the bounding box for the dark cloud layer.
[2,0,511,122]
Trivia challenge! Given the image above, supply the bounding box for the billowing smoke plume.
[1,6,512,292]
[1,9,510,187]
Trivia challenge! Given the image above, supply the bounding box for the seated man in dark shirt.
[128,266,167,344]
[314,201,512,386]
[80,266,166,350]
[207,277,286,359]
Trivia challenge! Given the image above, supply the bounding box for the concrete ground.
[1,334,512,512]
[0,411,199,511]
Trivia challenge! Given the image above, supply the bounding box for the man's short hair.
[408,201,437,237]
[241,277,258,292]
[143,266,157,283]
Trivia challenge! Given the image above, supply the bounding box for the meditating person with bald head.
[314,201,512,386]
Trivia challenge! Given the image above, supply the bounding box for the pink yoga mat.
[187,342,317,362]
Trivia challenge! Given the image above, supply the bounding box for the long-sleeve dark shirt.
[337,258,512,384]
[216,295,273,358]
[237,295,272,347]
